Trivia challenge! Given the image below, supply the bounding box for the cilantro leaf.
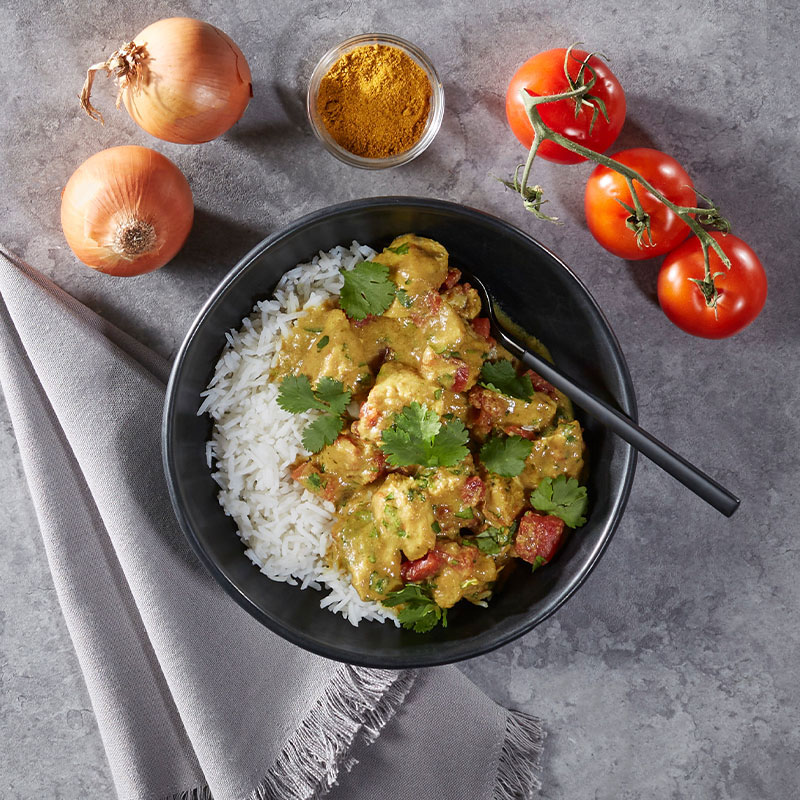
[531,555,547,573]
[314,376,351,415]
[479,435,533,477]
[481,525,514,553]
[429,418,470,466]
[382,583,447,633]
[479,360,534,402]
[340,261,396,320]
[465,522,516,555]
[387,242,410,255]
[277,375,326,413]
[398,402,442,442]
[380,403,469,468]
[474,531,501,555]
[530,475,588,528]
[278,375,351,453]
[395,288,413,308]
[302,414,344,453]
[380,426,426,468]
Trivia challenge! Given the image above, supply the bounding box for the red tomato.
[584,148,695,259]
[505,48,626,164]
[657,233,767,338]
[401,550,446,583]
[513,512,565,564]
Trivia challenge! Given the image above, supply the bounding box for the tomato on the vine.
[584,148,695,259]
[505,48,626,165]
[658,233,767,338]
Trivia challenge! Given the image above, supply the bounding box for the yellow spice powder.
[317,44,433,159]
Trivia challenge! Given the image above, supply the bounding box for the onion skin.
[122,18,252,144]
[60,146,194,277]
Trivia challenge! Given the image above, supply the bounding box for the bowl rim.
[306,33,445,169]
[163,196,638,667]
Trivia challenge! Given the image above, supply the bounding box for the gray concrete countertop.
[1,1,797,797]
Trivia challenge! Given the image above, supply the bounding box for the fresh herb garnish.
[530,475,588,528]
[380,402,469,468]
[316,335,330,351]
[479,359,534,402]
[382,583,447,633]
[387,242,410,255]
[307,473,324,490]
[369,572,388,593]
[339,261,396,320]
[312,376,351,414]
[301,417,343,453]
[468,523,516,555]
[395,288,413,307]
[479,434,533,477]
[276,375,351,453]
[531,555,547,573]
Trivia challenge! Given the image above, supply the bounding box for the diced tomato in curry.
[272,234,587,614]
[514,511,565,565]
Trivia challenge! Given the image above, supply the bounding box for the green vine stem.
[503,46,732,309]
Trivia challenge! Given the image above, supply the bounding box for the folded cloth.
[0,245,544,800]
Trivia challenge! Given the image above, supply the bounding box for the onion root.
[112,218,157,259]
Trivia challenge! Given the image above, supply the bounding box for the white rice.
[198,241,397,626]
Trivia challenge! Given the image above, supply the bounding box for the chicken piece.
[371,474,436,561]
[379,234,450,298]
[317,435,385,484]
[292,435,386,506]
[518,420,585,491]
[441,283,481,320]
[272,305,370,392]
[419,346,478,393]
[422,296,472,357]
[328,489,402,601]
[356,362,467,442]
[468,385,558,440]
[430,541,497,608]
[416,458,483,537]
[479,469,526,528]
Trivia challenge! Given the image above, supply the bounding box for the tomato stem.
[504,48,732,309]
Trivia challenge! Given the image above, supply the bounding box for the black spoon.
[464,271,740,517]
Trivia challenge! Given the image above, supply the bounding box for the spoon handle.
[511,345,740,517]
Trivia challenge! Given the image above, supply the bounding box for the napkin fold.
[0,245,544,800]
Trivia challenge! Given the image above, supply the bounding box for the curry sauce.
[274,234,587,623]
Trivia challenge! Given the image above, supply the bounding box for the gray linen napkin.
[0,244,544,800]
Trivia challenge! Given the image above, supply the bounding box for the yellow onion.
[61,146,194,276]
[81,17,253,144]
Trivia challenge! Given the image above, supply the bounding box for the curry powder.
[317,44,432,158]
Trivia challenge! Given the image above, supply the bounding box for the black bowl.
[163,197,637,668]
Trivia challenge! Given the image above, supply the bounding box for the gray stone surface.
[1,0,797,797]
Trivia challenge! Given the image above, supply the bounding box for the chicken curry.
[272,234,588,632]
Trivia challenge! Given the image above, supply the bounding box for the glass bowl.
[306,33,444,169]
